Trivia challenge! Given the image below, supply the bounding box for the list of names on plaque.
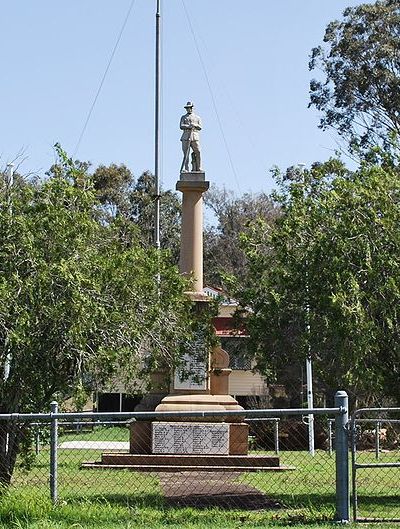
[152,422,229,455]
[173,353,207,390]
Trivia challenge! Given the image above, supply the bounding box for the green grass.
[0,494,400,529]
[2,428,399,528]
[0,489,390,529]
[240,450,336,514]
[58,425,130,443]
[351,449,400,521]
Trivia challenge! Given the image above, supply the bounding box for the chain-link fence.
[351,407,400,522]
[0,394,352,524]
[3,401,400,523]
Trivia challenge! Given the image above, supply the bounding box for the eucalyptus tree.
[309,0,400,154]
[203,185,279,289]
[235,156,400,407]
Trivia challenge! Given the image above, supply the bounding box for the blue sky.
[1,0,368,196]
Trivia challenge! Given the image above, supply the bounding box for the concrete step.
[81,462,294,472]
[100,453,280,467]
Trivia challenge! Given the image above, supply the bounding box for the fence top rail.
[0,406,344,422]
[31,421,127,427]
[355,418,400,424]
[352,407,400,420]
[245,417,280,422]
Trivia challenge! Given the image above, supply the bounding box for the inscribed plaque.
[152,422,229,455]
[173,352,207,390]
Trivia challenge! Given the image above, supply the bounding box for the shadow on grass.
[64,492,165,508]
[63,491,336,513]
[57,493,337,527]
[357,493,400,518]
[164,491,282,510]
[357,494,400,505]
[267,493,335,509]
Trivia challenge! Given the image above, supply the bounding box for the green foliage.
[92,166,181,260]
[0,147,192,416]
[236,157,400,406]
[204,185,279,289]
[309,0,400,154]
[92,162,134,219]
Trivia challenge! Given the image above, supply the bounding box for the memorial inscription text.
[152,422,229,455]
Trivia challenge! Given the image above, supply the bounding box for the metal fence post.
[274,419,280,455]
[335,390,349,523]
[50,401,58,503]
[35,429,40,455]
[328,418,333,456]
[375,420,380,460]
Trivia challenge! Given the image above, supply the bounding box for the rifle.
[180,128,193,173]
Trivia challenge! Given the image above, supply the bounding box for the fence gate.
[351,407,400,522]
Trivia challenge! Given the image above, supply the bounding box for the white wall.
[228,370,266,396]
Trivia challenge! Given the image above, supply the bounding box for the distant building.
[204,286,267,406]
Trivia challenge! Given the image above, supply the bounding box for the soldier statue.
[180,101,202,172]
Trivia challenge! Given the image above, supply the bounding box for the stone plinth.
[82,452,289,472]
[129,421,248,455]
[155,394,243,417]
[129,421,249,456]
[152,422,230,455]
[130,421,152,454]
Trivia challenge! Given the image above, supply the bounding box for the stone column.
[137,170,247,455]
[176,172,209,297]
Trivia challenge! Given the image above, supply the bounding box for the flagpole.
[154,0,161,250]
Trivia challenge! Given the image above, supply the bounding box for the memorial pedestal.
[130,419,249,456]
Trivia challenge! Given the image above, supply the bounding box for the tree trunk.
[0,422,23,486]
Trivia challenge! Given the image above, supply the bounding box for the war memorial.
[85,103,282,473]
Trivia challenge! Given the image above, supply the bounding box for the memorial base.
[82,453,288,473]
[130,421,248,455]
[83,415,289,472]
[83,418,290,472]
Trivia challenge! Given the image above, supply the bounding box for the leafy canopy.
[204,185,279,289]
[309,0,400,154]
[235,156,400,406]
[0,146,192,414]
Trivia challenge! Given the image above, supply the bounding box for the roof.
[214,317,248,337]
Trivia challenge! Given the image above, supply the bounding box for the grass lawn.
[0,425,397,528]
[2,489,400,529]
[1,495,400,529]
[58,424,130,443]
[352,449,400,521]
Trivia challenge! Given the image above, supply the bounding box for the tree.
[235,156,400,407]
[0,148,191,484]
[203,185,279,288]
[92,166,181,261]
[309,0,400,154]
[92,162,134,219]
[129,171,181,259]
